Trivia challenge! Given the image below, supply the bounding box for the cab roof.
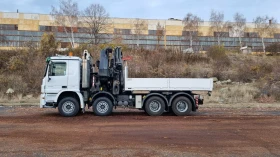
[50,55,82,61]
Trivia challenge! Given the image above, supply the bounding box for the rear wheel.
[144,96,165,116]
[93,97,113,116]
[171,96,192,116]
[58,97,80,117]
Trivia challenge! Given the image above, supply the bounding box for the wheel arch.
[143,93,168,110]
[168,92,196,111]
[91,92,116,106]
[55,91,84,108]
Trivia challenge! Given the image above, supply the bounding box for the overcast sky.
[0,0,279,22]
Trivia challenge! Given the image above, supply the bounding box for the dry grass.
[125,48,210,78]
[0,75,28,95]
[1,43,280,103]
[206,84,260,104]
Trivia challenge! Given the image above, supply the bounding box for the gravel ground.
[0,105,280,157]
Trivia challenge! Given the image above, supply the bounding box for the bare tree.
[156,22,165,48]
[183,13,203,49]
[232,13,246,48]
[253,16,277,53]
[209,10,229,46]
[82,4,109,45]
[51,0,80,48]
[133,19,146,47]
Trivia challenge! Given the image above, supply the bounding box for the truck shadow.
[41,110,197,118]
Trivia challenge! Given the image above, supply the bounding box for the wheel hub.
[149,101,161,112]
[176,101,188,112]
[97,101,109,113]
[62,101,75,114]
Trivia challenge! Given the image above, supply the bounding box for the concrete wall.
[1,12,280,51]
[1,12,280,36]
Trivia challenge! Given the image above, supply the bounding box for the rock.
[216,81,222,85]
[221,81,227,84]
[221,79,232,84]
[232,82,240,85]
[212,77,218,82]
[226,79,232,84]
[220,88,228,92]
[26,94,33,99]
[6,88,14,94]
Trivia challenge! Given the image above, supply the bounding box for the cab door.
[44,61,68,102]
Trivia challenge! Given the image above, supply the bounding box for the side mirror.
[48,61,53,80]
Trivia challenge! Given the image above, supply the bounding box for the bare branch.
[254,16,277,37]
[82,3,109,45]
[156,22,165,48]
[51,0,80,48]
[183,13,203,49]
[232,12,246,48]
[209,10,229,46]
[133,19,146,47]
[253,15,277,52]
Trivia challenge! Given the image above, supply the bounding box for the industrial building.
[0,12,280,51]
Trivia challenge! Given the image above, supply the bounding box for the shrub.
[266,43,280,55]
[208,45,231,80]
[257,62,280,101]
[234,58,273,82]
[39,33,59,57]
[207,45,229,62]
[0,75,28,94]
[0,50,18,73]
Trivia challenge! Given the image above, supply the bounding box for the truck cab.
[40,55,87,116]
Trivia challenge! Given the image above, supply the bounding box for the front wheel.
[93,97,113,116]
[58,97,80,117]
[171,96,192,116]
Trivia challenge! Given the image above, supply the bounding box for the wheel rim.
[149,100,161,112]
[96,101,109,113]
[176,101,188,112]
[62,101,75,114]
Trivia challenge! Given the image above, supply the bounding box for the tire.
[93,97,113,116]
[144,96,165,116]
[58,97,80,117]
[171,96,192,116]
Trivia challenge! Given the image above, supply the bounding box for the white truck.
[40,47,213,117]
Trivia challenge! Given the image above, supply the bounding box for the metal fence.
[0,30,280,51]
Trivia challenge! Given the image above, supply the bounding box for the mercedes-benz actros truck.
[40,47,213,117]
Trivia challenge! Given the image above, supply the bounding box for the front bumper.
[40,94,46,108]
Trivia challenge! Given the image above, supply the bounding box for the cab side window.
[50,62,66,76]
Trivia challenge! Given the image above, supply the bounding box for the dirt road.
[0,106,280,157]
